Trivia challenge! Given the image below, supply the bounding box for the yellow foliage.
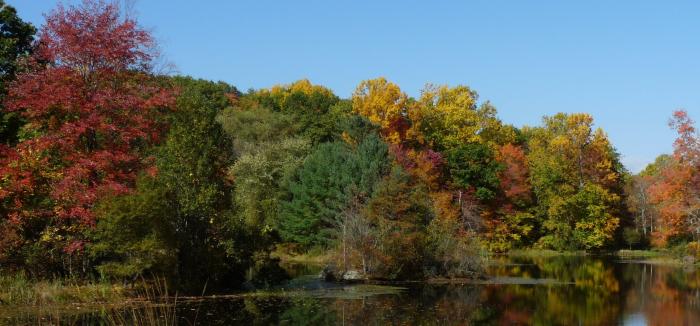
[352,77,409,144]
[419,84,514,148]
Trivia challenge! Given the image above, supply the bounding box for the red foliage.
[496,144,532,204]
[384,117,411,144]
[648,110,700,243]
[670,110,700,165]
[0,0,174,229]
[648,163,693,242]
[389,145,444,190]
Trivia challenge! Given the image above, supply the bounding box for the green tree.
[90,176,177,280]
[446,143,503,201]
[92,78,249,292]
[230,137,311,229]
[622,227,642,250]
[0,0,35,145]
[250,79,343,144]
[217,106,300,156]
[281,134,390,248]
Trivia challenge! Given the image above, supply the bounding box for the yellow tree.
[352,78,415,144]
[419,84,515,150]
[526,113,624,250]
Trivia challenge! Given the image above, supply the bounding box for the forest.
[2,0,700,295]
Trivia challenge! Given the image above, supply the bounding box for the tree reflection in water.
[4,256,700,325]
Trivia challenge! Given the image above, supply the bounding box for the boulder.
[342,270,364,281]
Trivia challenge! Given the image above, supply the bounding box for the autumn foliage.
[0,0,173,264]
[1,0,697,289]
[647,110,700,244]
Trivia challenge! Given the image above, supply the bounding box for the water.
[3,255,700,325]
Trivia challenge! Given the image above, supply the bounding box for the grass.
[272,246,333,265]
[0,273,126,306]
[0,275,180,325]
[104,278,178,326]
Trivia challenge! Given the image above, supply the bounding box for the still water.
[4,256,700,325]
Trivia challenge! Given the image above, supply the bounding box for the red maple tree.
[0,0,174,250]
[496,144,532,205]
[648,110,700,243]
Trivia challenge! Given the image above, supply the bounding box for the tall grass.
[0,273,125,306]
[273,246,333,265]
[105,277,179,326]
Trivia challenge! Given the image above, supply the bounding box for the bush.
[426,217,483,278]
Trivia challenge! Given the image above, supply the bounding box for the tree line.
[0,0,697,292]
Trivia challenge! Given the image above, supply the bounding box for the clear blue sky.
[11,0,700,172]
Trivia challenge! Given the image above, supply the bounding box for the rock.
[342,270,364,281]
[319,265,337,282]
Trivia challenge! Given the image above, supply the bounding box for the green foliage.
[419,85,513,150]
[526,113,625,250]
[281,135,390,249]
[92,78,252,292]
[622,227,642,250]
[91,177,176,280]
[217,106,301,155]
[156,78,240,291]
[230,137,311,228]
[487,211,537,252]
[446,143,503,201]
[248,80,343,144]
[540,184,620,250]
[0,0,35,145]
[337,114,381,144]
[157,78,235,219]
[640,154,671,177]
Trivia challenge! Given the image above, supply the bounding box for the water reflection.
[3,256,700,325]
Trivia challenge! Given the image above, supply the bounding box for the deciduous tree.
[0,0,173,274]
[648,110,700,243]
[352,78,414,144]
[526,113,624,250]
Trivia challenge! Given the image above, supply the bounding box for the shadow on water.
[3,256,700,325]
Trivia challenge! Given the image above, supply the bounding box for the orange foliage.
[648,110,700,244]
[496,144,532,205]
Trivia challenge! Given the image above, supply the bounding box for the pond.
[3,255,700,325]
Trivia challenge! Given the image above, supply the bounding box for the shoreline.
[2,249,697,309]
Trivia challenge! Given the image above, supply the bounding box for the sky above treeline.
[11,0,700,173]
